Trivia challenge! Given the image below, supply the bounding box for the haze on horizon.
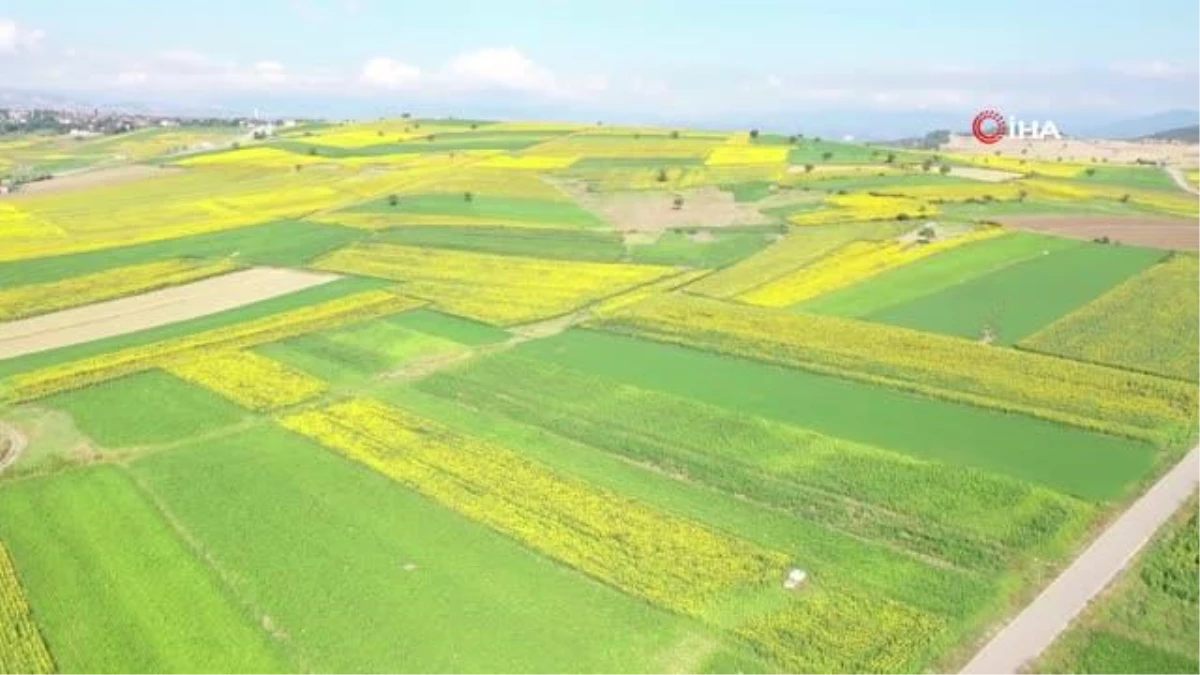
[1,0,1197,136]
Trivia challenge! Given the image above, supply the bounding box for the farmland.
[0,114,1196,674]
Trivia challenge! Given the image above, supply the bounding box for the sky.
[1,0,1197,132]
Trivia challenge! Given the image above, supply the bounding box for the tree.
[821,151,833,161]
[401,112,412,119]
[294,164,302,172]
[656,168,669,182]
[803,163,814,173]
[921,158,934,172]
[388,194,399,207]
[749,129,760,140]
[377,130,384,137]
[231,141,241,150]
[464,191,474,202]
[1084,167,1096,176]
[1018,189,1028,202]
[885,152,896,164]
[672,195,684,210]
[308,147,318,156]
[670,130,680,139]
[787,135,798,145]
[427,134,436,142]
[938,164,951,175]
[1119,193,1131,203]
[470,123,478,130]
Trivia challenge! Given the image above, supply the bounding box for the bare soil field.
[573,186,772,232]
[0,267,339,359]
[943,134,1199,167]
[948,167,1022,182]
[999,214,1198,250]
[7,165,183,197]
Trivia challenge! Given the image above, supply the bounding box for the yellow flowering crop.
[314,243,674,325]
[790,192,936,225]
[164,349,327,411]
[0,542,55,674]
[3,290,421,402]
[1021,255,1199,381]
[476,154,580,170]
[736,586,944,673]
[589,294,1198,443]
[0,258,238,321]
[175,146,329,169]
[740,227,1006,306]
[279,398,789,616]
[705,145,789,166]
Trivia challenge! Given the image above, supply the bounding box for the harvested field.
[999,215,1198,250]
[0,267,339,359]
[573,186,772,232]
[948,167,1023,182]
[6,165,183,197]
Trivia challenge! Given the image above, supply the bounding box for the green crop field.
[0,106,1195,675]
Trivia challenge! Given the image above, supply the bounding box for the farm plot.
[1,289,420,402]
[506,329,1156,499]
[589,294,1198,445]
[280,398,789,616]
[1021,254,1199,381]
[739,227,1005,307]
[799,232,1082,317]
[375,225,627,261]
[419,353,1095,568]
[0,257,237,321]
[0,467,286,672]
[128,425,714,673]
[867,240,1163,344]
[163,349,327,411]
[338,192,606,229]
[313,242,674,325]
[1035,497,1199,674]
[0,267,339,360]
[0,542,54,674]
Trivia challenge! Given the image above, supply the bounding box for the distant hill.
[1078,109,1199,139]
[1138,124,1199,144]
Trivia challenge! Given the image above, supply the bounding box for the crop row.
[419,354,1095,569]
[314,242,674,325]
[736,585,944,673]
[588,294,1198,444]
[0,542,54,675]
[739,227,1005,307]
[163,349,328,411]
[789,192,937,226]
[3,290,420,402]
[0,258,238,322]
[278,398,789,616]
[1021,254,1199,382]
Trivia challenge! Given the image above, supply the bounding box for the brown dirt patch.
[999,215,1198,251]
[0,422,27,474]
[0,267,340,359]
[573,186,772,232]
[8,165,183,197]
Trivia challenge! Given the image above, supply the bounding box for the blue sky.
[1,0,1197,128]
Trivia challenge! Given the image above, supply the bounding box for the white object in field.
[784,568,807,590]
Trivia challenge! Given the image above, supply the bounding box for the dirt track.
[961,447,1199,674]
[0,267,339,360]
[999,215,1198,250]
[6,165,182,197]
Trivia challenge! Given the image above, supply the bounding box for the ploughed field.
[0,118,1196,674]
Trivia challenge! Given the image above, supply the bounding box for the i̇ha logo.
[972,109,1062,144]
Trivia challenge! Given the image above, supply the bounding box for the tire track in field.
[961,445,1200,674]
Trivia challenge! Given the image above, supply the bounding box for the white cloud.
[442,47,556,93]
[765,74,784,90]
[253,60,287,84]
[116,71,148,86]
[1110,60,1184,79]
[0,18,45,53]
[360,57,421,89]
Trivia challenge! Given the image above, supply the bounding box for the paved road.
[1165,166,1199,196]
[961,446,1200,674]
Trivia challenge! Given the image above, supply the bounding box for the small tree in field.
[749,129,760,140]
[308,147,318,156]
[821,151,833,161]
[670,130,680,139]
[885,152,896,164]
[921,159,934,172]
[672,195,684,210]
[938,164,951,175]
[803,163,814,173]
[464,191,474,203]
[1084,167,1096,177]
[388,194,399,207]
[656,168,669,182]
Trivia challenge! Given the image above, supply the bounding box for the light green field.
[867,242,1163,343]
[0,466,286,673]
[510,329,1157,499]
[798,232,1082,317]
[128,425,719,673]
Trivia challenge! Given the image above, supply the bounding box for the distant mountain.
[1138,124,1199,143]
[1076,109,1199,139]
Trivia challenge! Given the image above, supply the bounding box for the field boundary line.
[960,445,1199,674]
